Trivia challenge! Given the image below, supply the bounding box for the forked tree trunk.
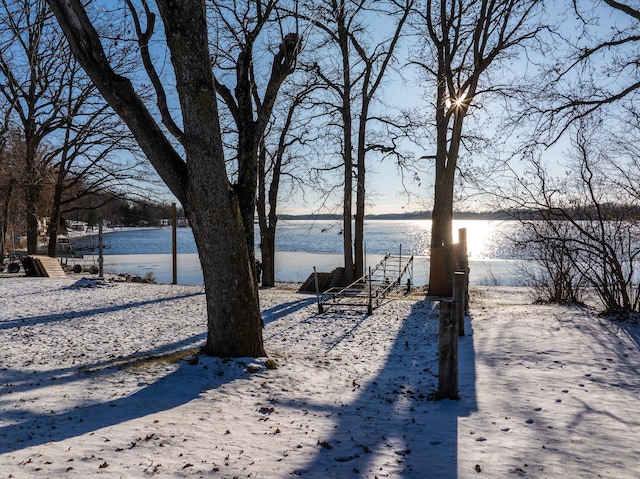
[46,0,266,357]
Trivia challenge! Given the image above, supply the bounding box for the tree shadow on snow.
[262,295,317,325]
[279,298,478,478]
[0,291,204,331]
[619,318,640,354]
[0,352,246,455]
[0,332,207,396]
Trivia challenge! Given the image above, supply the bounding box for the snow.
[0,278,638,478]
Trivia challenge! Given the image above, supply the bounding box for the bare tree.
[414,0,545,294]
[301,0,413,284]
[0,0,69,254]
[46,0,271,357]
[0,129,23,257]
[209,0,302,273]
[500,119,640,314]
[256,80,320,287]
[529,1,640,142]
[0,0,154,259]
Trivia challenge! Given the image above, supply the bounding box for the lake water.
[72,219,527,286]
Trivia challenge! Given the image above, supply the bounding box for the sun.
[445,91,468,111]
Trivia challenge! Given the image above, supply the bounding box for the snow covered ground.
[0,277,638,478]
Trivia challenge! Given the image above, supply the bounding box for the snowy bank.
[0,278,638,478]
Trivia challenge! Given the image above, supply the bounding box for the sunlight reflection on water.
[92,219,526,286]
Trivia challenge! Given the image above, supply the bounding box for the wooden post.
[98,220,104,279]
[458,227,469,313]
[437,299,459,400]
[453,271,465,336]
[171,203,177,285]
[367,266,373,315]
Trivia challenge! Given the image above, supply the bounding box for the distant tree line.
[0,136,177,252]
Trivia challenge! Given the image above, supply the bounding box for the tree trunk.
[260,224,276,287]
[188,196,265,357]
[354,96,370,280]
[25,134,41,255]
[428,61,454,293]
[47,206,60,258]
[337,13,354,286]
[235,133,258,268]
[428,56,469,294]
[257,137,277,288]
[47,167,67,257]
[0,181,12,256]
[25,184,40,254]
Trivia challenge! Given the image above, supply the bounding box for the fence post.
[98,220,104,279]
[367,266,373,315]
[437,299,459,400]
[172,203,177,285]
[458,227,469,313]
[454,271,466,336]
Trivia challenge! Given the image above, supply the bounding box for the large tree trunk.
[25,183,40,254]
[354,97,369,280]
[159,0,264,357]
[428,61,455,294]
[234,74,259,269]
[188,192,264,357]
[25,136,41,254]
[337,13,355,286]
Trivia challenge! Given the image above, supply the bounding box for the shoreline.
[2,250,527,287]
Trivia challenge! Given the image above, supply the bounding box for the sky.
[110,1,635,216]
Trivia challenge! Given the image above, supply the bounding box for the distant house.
[159,218,188,227]
[66,220,88,232]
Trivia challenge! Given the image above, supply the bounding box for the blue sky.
[149,1,631,216]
